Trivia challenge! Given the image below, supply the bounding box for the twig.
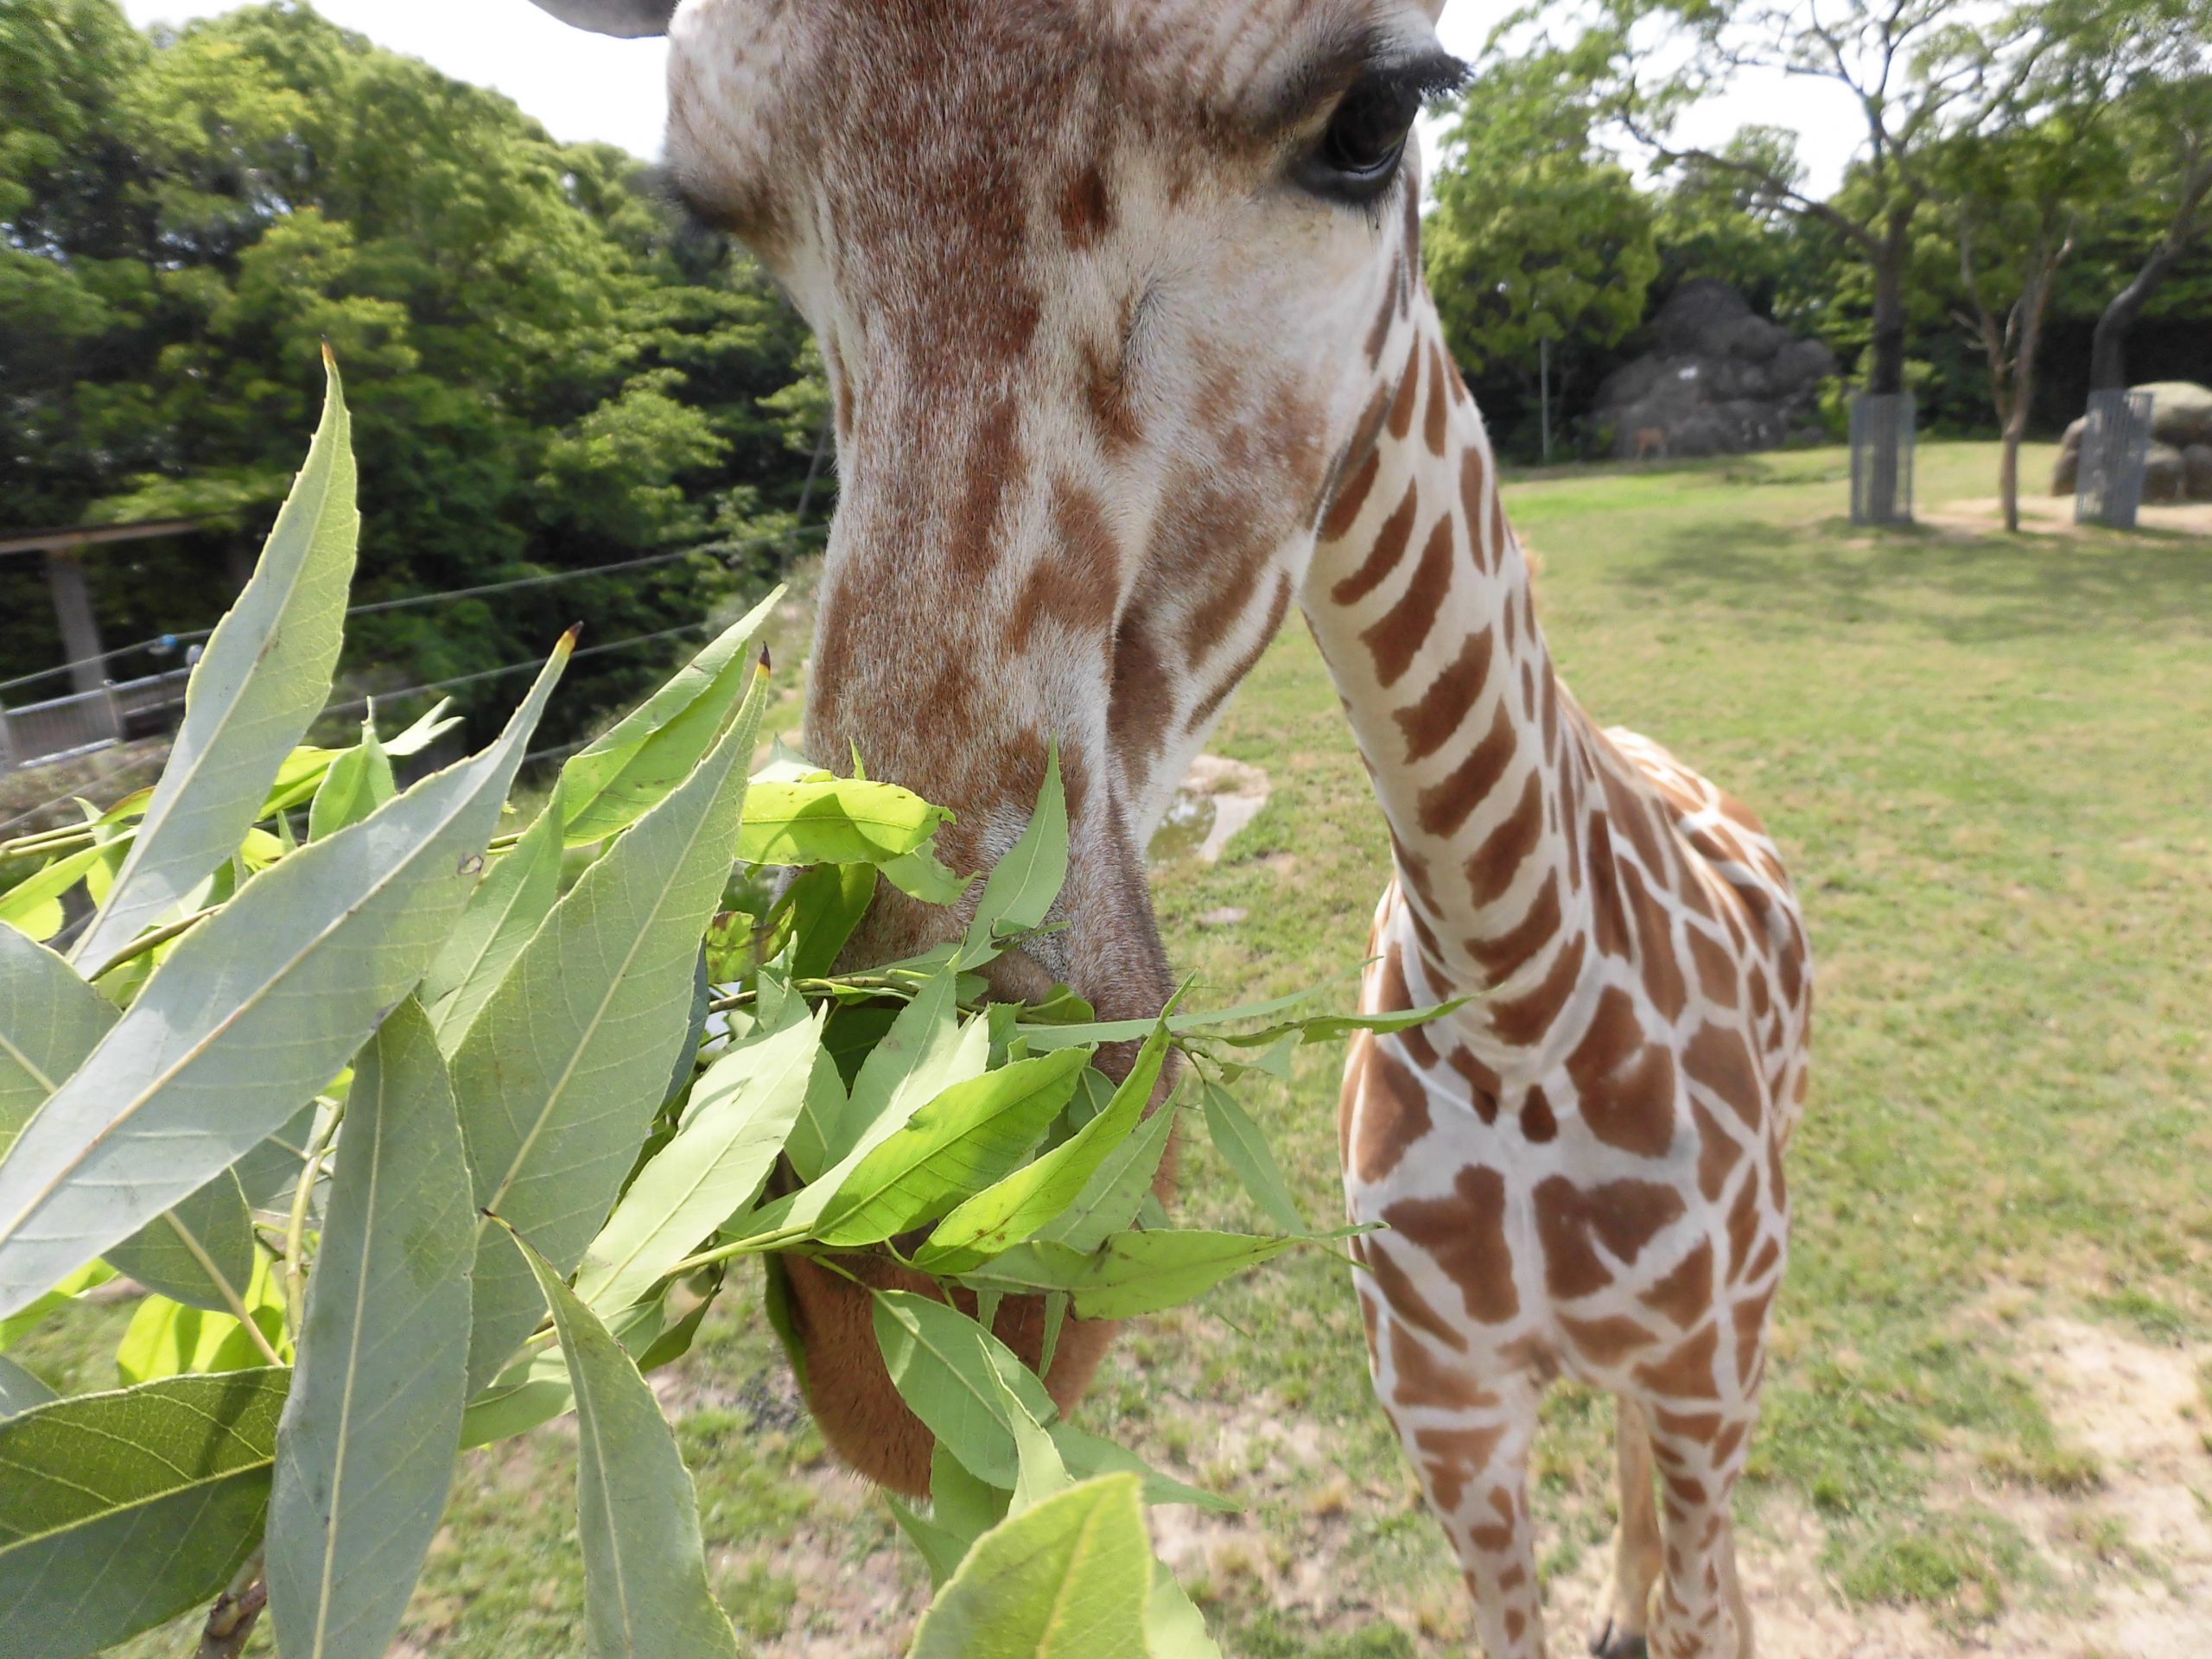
[90,905,219,982]
[194,1558,267,1659]
[283,1105,344,1335]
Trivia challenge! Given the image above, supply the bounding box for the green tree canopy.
[0,0,818,740]
[1423,41,1659,454]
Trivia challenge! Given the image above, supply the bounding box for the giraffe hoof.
[1590,1620,1649,1659]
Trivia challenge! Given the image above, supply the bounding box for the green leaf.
[999,1362,1071,1514]
[959,746,1067,963]
[114,1253,288,1383]
[814,1047,1091,1249]
[879,842,971,907]
[0,1368,289,1659]
[308,715,396,841]
[958,1230,1339,1320]
[782,1039,851,1189]
[1049,1422,1238,1513]
[887,1494,971,1589]
[738,776,952,867]
[1007,986,1327,1052]
[0,927,116,1161]
[871,1289,1058,1489]
[558,592,778,847]
[905,1474,1150,1659]
[268,1000,474,1659]
[515,1230,742,1659]
[1145,1561,1224,1658]
[422,778,567,1052]
[384,700,461,758]
[0,1261,114,1352]
[73,356,360,976]
[573,1007,823,1315]
[0,846,105,943]
[915,1027,1167,1274]
[822,968,978,1173]
[232,1103,320,1211]
[105,1170,257,1315]
[1033,1087,1179,1255]
[457,671,767,1391]
[1199,1079,1306,1234]
[932,1439,1010,1545]
[785,861,877,980]
[455,1300,664,1451]
[0,1355,53,1421]
[0,643,568,1319]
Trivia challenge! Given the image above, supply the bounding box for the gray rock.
[2051,416,2086,494]
[2143,442,2185,503]
[2139,382,2212,448]
[2183,443,2212,501]
[1594,279,1836,460]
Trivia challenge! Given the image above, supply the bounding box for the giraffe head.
[532,0,1463,1487]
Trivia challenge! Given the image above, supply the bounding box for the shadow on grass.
[1617,512,2212,644]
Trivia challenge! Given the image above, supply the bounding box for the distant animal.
[537,2,1812,1654]
[1633,426,1670,461]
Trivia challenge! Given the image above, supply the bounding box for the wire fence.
[0,524,827,786]
[0,523,825,700]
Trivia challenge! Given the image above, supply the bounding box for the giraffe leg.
[1363,1313,1547,1659]
[1590,1398,1663,1659]
[1639,1404,1759,1659]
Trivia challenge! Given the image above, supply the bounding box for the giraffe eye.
[1302,76,1423,204]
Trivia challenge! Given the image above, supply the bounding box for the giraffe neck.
[1303,299,1606,1080]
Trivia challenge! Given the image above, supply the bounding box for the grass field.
[16,441,2212,1656]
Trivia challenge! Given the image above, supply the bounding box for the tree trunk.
[2000,423,2023,533]
[2089,240,2183,391]
[1868,219,1913,397]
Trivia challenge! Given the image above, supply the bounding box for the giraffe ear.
[525,0,678,38]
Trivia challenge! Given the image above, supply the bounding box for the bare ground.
[731,1305,2211,1657]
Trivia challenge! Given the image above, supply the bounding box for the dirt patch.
[1149,754,1273,866]
[1923,495,2212,537]
[1532,1315,2212,1657]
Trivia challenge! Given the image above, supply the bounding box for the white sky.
[120,0,1865,196]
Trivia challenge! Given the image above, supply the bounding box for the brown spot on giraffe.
[1416,696,1515,839]
[1319,447,1382,542]
[1642,1241,1716,1331]
[1565,987,1681,1159]
[1465,768,1543,907]
[1394,626,1493,766]
[1534,1175,1687,1301]
[1383,1166,1521,1325]
[1351,1035,1433,1185]
[1488,932,1587,1047]
[1359,512,1454,688]
[1330,478,1419,607]
[1058,161,1114,246]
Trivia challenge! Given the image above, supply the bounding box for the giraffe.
[531,3,1812,1653]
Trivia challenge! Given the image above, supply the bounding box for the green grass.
[14,441,2212,1653]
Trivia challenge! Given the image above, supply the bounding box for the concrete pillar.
[44,545,106,696]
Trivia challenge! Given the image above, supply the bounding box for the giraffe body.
[1309,313,1812,1657]
[532,2,1812,1649]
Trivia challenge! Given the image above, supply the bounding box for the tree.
[0,0,818,739]
[1423,41,1659,457]
[2069,0,2212,389]
[1936,121,2104,528]
[1651,127,1807,315]
[1580,0,2055,412]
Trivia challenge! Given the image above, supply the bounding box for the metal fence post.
[1850,392,1916,525]
[2075,389,2155,530]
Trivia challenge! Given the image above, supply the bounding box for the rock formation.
[2051,381,2212,503]
[1592,280,1837,460]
